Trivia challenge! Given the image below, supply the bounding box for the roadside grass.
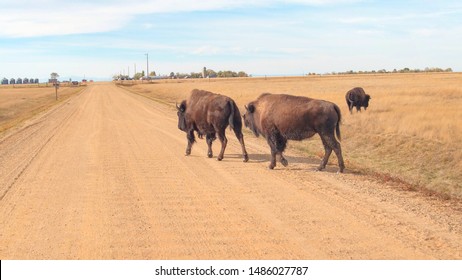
[119,73,462,199]
[0,86,85,134]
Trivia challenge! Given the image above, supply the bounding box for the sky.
[0,0,461,81]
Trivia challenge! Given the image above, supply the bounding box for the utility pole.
[54,83,59,100]
[145,53,149,79]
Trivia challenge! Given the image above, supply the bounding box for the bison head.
[243,103,260,137]
[364,94,371,109]
[176,100,188,132]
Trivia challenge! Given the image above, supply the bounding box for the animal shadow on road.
[246,153,345,173]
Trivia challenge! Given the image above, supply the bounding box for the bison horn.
[244,105,248,111]
[176,102,180,110]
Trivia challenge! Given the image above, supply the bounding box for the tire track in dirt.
[0,83,460,259]
[0,91,84,200]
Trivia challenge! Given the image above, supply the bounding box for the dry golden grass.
[118,72,462,199]
[0,85,85,133]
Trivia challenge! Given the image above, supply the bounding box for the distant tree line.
[171,68,249,79]
[114,71,156,81]
[329,67,453,75]
[114,67,249,81]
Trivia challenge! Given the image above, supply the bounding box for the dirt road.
[0,83,460,259]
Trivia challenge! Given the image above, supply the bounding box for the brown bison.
[345,87,371,113]
[176,89,249,162]
[243,93,345,172]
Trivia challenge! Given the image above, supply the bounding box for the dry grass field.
[0,85,85,133]
[118,73,462,199]
[1,81,461,259]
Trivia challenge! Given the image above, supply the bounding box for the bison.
[176,89,249,162]
[243,93,345,172]
[345,87,371,113]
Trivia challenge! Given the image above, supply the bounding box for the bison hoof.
[281,158,288,167]
[217,156,223,161]
[268,164,275,170]
[207,153,213,158]
[243,155,249,162]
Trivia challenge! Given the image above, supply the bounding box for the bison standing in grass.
[345,87,371,114]
[176,89,249,162]
[243,93,345,173]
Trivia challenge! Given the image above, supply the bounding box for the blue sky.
[0,0,461,81]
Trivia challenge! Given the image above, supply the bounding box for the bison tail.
[334,104,342,142]
[228,100,235,130]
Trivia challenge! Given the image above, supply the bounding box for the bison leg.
[318,137,333,171]
[206,133,216,158]
[185,130,195,156]
[333,143,345,173]
[233,129,249,162]
[275,132,288,167]
[216,130,228,161]
[267,131,287,169]
[269,150,277,169]
[280,155,288,167]
[319,133,345,173]
[266,136,277,169]
[347,101,354,114]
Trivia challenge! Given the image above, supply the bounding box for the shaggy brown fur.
[345,87,371,113]
[177,89,248,162]
[243,93,344,172]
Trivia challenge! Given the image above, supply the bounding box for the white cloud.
[0,0,244,37]
[191,45,221,55]
[411,28,440,37]
[2,0,461,77]
[337,9,462,25]
[143,23,154,30]
[0,5,130,37]
[0,0,365,37]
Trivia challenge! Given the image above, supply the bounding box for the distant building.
[1,77,40,85]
